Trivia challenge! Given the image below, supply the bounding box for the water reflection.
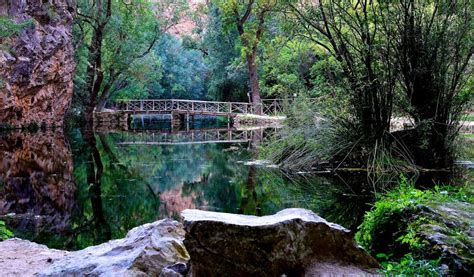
[0,130,75,241]
[0,126,386,249]
[1,120,464,250]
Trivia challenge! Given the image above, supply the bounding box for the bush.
[380,254,445,276]
[0,221,13,241]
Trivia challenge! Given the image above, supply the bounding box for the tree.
[285,0,472,169]
[217,0,279,113]
[203,4,249,102]
[379,0,473,168]
[147,34,208,100]
[74,0,188,123]
[290,0,396,148]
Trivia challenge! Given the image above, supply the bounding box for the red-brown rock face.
[0,0,76,128]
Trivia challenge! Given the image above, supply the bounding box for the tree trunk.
[84,25,105,123]
[246,52,262,114]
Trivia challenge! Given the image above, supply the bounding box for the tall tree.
[217,0,279,113]
[204,4,249,102]
[74,0,187,123]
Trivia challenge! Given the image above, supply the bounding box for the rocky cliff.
[0,0,75,128]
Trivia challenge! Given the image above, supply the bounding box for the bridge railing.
[114,99,254,115]
[111,98,320,115]
[261,98,320,115]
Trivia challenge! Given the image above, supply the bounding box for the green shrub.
[380,254,444,276]
[0,221,13,241]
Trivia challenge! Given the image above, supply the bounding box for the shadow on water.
[0,119,470,250]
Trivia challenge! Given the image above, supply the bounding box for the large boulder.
[39,219,190,276]
[0,238,68,276]
[0,0,76,128]
[182,208,379,276]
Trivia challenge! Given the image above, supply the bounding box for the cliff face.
[0,0,75,128]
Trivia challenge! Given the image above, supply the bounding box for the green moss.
[0,16,33,39]
[356,176,473,275]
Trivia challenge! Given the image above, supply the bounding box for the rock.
[0,0,76,128]
[182,208,379,276]
[359,200,473,275]
[0,238,69,276]
[417,203,473,275]
[39,219,190,276]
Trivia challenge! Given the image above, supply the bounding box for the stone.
[0,238,69,276]
[0,0,76,128]
[39,219,190,276]
[182,208,380,276]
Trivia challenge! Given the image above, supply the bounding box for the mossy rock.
[358,201,473,275]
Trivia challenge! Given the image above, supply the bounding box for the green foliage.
[356,176,473,274]
[72,0,189,115]
[356,176,472,252]
[0,16,33,39]
[379,254,444,276]
[146,34,208,99]
[204,4,248,101]
[0,221,13,241]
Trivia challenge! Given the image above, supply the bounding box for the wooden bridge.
[115,128,265,145]
[99,98,319,129]
[113,99,256,115]
[110,98,319,116]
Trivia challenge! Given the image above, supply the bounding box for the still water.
[0,119,470,250]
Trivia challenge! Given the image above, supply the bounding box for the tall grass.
[261,98,418,190]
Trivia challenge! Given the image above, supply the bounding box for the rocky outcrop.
[39,219,190,276]
[0,0,75,128]
[182,208,379,276]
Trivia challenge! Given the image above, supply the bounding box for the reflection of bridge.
[116,128,266,145]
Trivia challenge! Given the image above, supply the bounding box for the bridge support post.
[171,112,184,130]
[186,113,190,132]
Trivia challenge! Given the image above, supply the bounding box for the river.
[0,118,471,250]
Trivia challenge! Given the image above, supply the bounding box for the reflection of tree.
[82,128,111,245]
